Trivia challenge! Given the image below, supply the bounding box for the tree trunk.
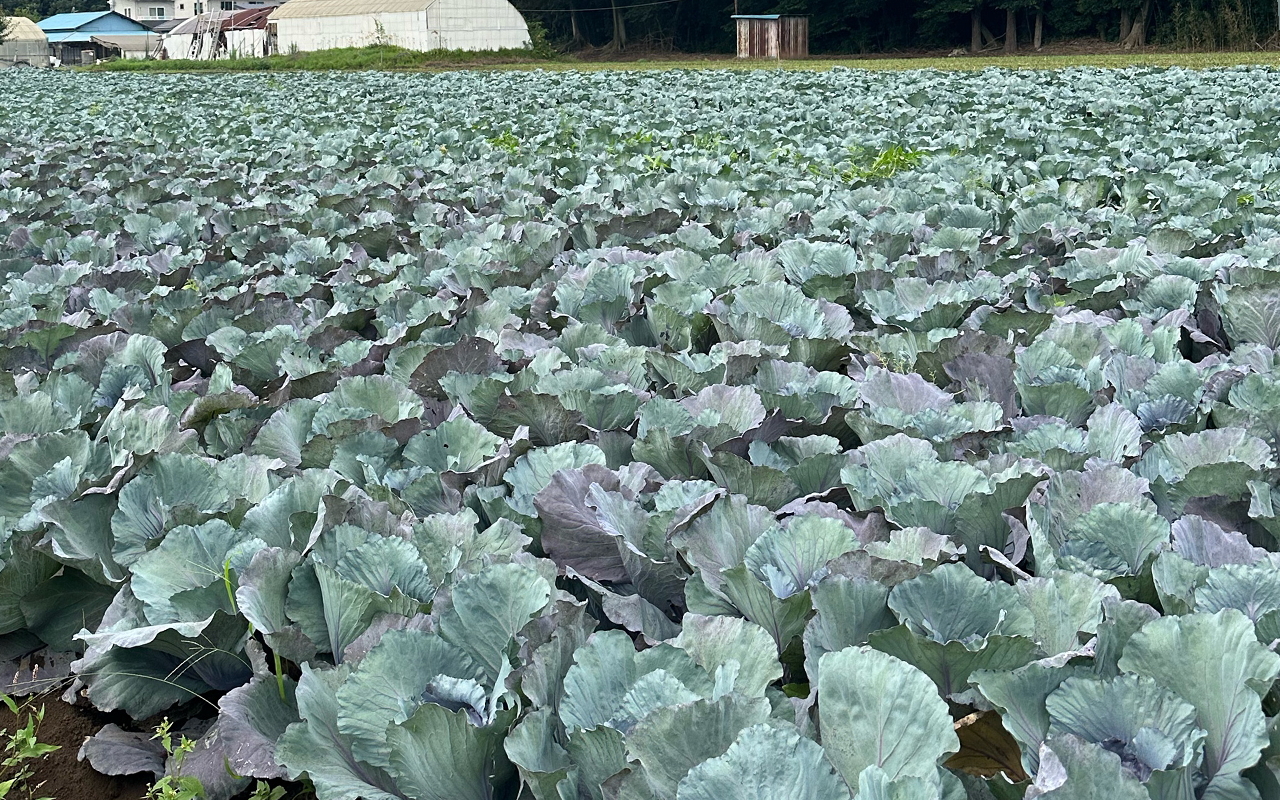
[610,0,627,50]
[982,23,999,46]
[971,7,982,52]
[1119,8,1133,41]
[570,1,584,45]
[1122,0,1150,47]
[1004,6,1017,52]
[1034,9,1044,48]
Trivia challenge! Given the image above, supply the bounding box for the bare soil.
[0,693,151,800]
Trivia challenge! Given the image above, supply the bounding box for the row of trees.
[2,0,1275,52]
[512,0,1279,53]
[1,0,92,23]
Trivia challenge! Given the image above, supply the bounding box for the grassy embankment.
[86,43,1280,72]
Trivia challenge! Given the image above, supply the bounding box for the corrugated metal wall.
[735,16,807,59]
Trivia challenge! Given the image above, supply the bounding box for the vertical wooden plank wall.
[781,16,807,58]
[737,18,773,58]
[737,16,807,58]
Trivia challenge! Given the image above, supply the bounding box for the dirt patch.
[0,693,151,800]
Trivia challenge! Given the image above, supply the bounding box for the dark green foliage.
[0,0,106,21]
[510,0,1280,53]
[1,0,1276,52]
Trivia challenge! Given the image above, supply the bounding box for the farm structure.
[38,10,157,63]
[267,0,530,54]
[732,14,808,59]
[0,16,49,66]
[162,7,273,59]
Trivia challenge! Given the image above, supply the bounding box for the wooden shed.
[732,14,807,59]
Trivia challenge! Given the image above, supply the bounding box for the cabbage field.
[3,65,1280,798]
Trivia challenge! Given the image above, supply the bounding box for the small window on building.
[122,7,133,16]
[220,1,232,9]
[179,4,184,9]
[149,6,166,16]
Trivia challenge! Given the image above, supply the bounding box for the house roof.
[2,16,47,41]
[38,10,148,32]
[269,0,431,21]
[38,10,114,29]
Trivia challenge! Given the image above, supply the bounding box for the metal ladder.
[187,11,223,60]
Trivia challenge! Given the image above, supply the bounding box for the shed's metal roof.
[170,7,270,31]
[269,0,431,20]
[48,29,155,41]
[91,32,160,48]
[228,7,273,28]
[2,16,47,41]
[168,11,235,34]
[38,10,115,30]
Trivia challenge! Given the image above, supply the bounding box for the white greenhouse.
[0,17,50,67]
[268,0,530,54]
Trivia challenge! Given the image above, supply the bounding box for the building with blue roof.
[38,10,158,63]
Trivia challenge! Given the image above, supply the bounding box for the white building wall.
[223,27,269,56]
[109,0,181,21]
[163,31,194,57]
[275,0,528,53]
[431,0,527,50]
[273,11,418,52]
